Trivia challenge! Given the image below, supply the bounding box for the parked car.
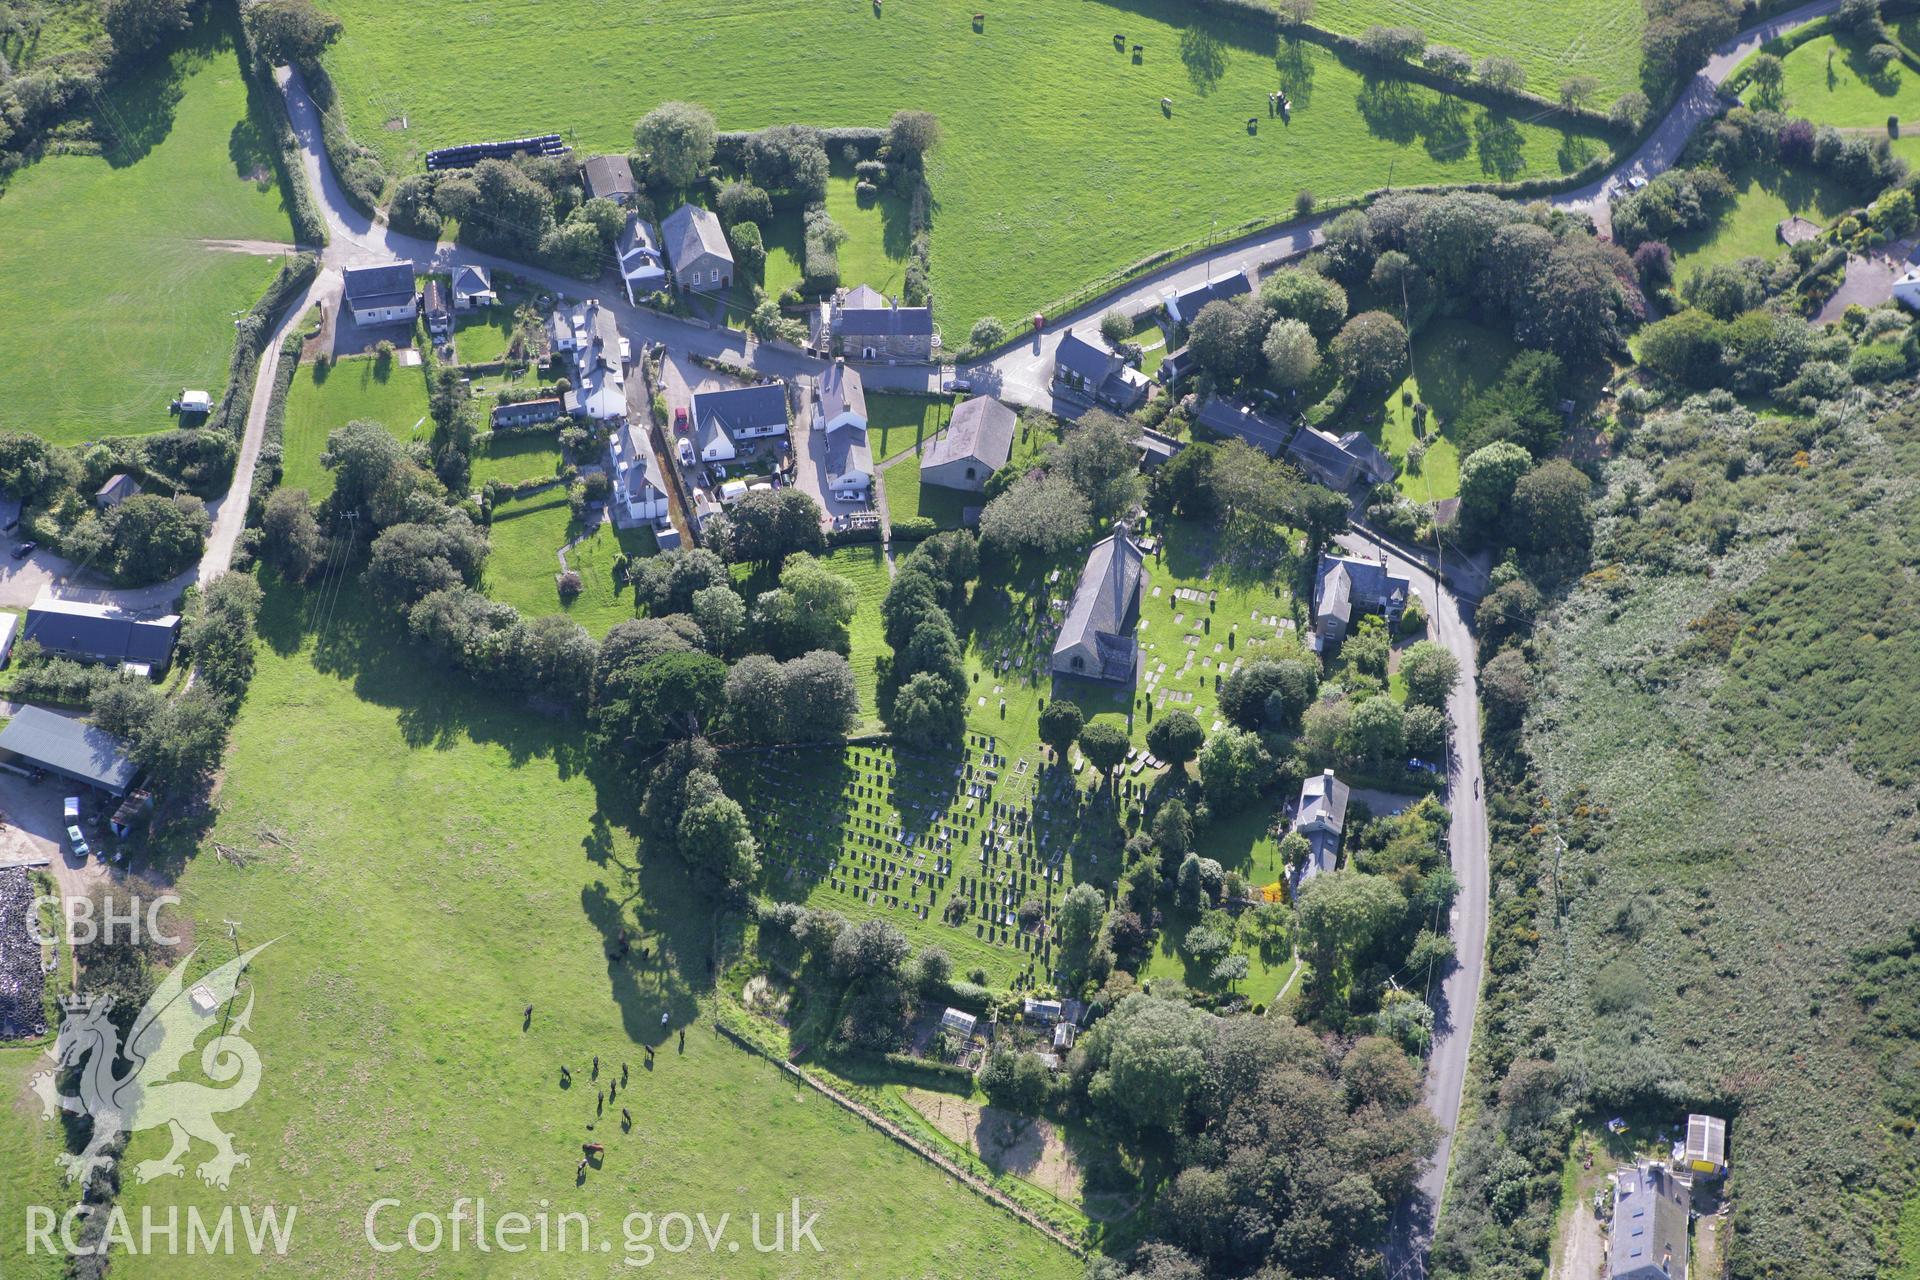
[1626,174,1648,190]
[943,378,972,394]
[63,797,80,824]
[66,825,90,860]
[10,541,35,559]
[674,407,690,433]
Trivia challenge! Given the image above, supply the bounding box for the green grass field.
[317,0,1613,332]
[1761,31,1920,126]
[868,394,950,464]
[90,576,1079,1279]
[1313,0,1646,107]
[1369,314,1518,502]
[763,174,911,304]
[483,493,656,636]
[0,22,297,444]
[470,431,565,488]
[452,305,518,365]
[0,1049,69,1280]
[279,355,432,500]
[1668,159,1856,279]
[819,543,893,718]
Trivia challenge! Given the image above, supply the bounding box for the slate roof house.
[547,299,626,421]
[1194,396,1291,456]
[1158,345,1193,386]
[491,398,566,429]
[690,383,788,464]
[816,361,872,500]
[610,419,670,525]
[1162,266,1254,331]
[830,286,936,360]
[451,264,496,311]
[24,599,180,676]
[1286,424,1396,491]
[1052,332,1149,410]
[1610,1163,1690,1280]
[94,474,140,510]
[342,261,418,327]
[616,215,669,304]
[920,395,1016,493]
[1312,554,1411,646]
[662,203,733,294]
[1050,527,1146,685]
[422,278,452,340]
[1294,769,1350,882]
[581,154,638,205]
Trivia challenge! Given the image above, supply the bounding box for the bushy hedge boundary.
[208,253,320,443]
[229,0,328,246]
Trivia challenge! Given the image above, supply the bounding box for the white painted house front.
[342,262,418,327]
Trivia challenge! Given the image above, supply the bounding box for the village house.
[1312,553,1411,647]
[1610,1162,1690,1280]
[94,473,140,511]
[1050,526,1146,685]
[1194,395,1291,455]
[24,598,180,676]
[816,361,873,501]
[547,299,626,421]
[1158,345,1193,386]
[451,264,496,311]
[662,203,733,295]
[919,394,1016,493]
[1161,266,1254,333]
[616,215,669,304]
[490,397,567,430]
[826,285,936,360]
[342,261,418,328]
[580,154,638,205]
[1294,769,1350,882]
[1052,331,1149,411]
[1287,424,1396,491]
[690,383,788,464]
[610,418,670,525]
[422,278,452,341]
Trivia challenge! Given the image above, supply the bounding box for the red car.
[674,407,690,433]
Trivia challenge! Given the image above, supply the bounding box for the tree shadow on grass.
[1473,110,1527,181]
[1356,76,1470,164]
[1179,24,1228,96]
[96,42,192,167]
[1275,35,1316,108]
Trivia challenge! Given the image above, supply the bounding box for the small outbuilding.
[0,705,137,796]
[1681,1113,1727,1179]
[95,473,141,510]
[939,1007,978,1040]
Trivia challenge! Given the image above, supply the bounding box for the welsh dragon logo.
[30,942,273,1191]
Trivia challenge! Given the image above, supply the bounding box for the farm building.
[1287,424,1395,491]
[616,216,669,304]
[1161,266,1254,330]
[547,300,626,421]
[829,286,936,360]
[342,261,418,327]
[1293,769,1350,882]
[24,599,180,675]
[451,264,496,311]
[920,395,1016,493]
[1050,527,1145,685]
[691,383,788,464]
[1610,1162,1690,1280]
[491,398,566,429]
[1051,332,1149,410]
[1194,396,1291,455]
[581,154,638,205]
[0,704,138,796]
[1681,1113,1727,1178]
[1311,554,1410,646]
[610,420,670,525]
[94,473,140,510]
[939,1007,977,1040]
[662,204,733,294]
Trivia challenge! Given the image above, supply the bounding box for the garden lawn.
[470,431,565,488]
[0,21,296,444]
[279,355,432,500]
[452,305,518,365]
[1762,30,1920,127]
[1313,0,1645,107]
[1373,314,1519,502]
[820,543,892,719]
[484,493,655,636]
[763,174,911,303]
[1668,160,1856,280]
[94,576,1080,1280]
[884,463,972,530]
[868,394,950,464]
[317,0,1614,334]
